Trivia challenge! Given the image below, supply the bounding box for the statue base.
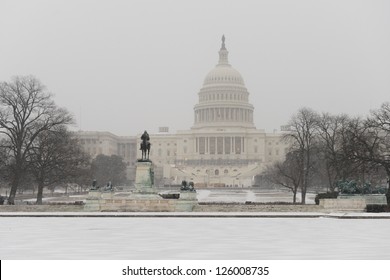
[84,160,199,212]
[135,161,154,190]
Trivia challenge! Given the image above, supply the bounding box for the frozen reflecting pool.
[1,217,389,259]
[195,189,316,203]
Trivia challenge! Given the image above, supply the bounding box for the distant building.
[76,131,137,183]
[77,36,287,187]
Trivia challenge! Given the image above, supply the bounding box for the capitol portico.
[77,36,287,187]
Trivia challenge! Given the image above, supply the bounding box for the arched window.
[215,169,219,176]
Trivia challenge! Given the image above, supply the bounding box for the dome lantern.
[218,35,229,65]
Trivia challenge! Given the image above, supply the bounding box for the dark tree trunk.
[36,179,44,205]
[8,165,23,205]
[293,189,297,204]
[301,189,306,205]
[8,175,19,205]
[386,169,390,206]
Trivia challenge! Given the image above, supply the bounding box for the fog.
[1,0,389,135]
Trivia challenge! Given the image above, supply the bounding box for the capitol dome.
[203,63,245,86]
[193,36,255,129]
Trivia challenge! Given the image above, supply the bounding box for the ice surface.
[1,217,389,259]
[196,189,315,203]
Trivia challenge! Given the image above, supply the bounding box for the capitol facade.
[77,37,287,187]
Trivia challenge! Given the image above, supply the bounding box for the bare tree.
[28,127,90,204]
[362,104,390,200]
[263,150,302,203]
[0,76,73,204]
[315,113,355,192]
[339,116,388,188]
[370,102,390,133]
[283,108,318,204]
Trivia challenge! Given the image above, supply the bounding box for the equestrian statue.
[140,130,151,161]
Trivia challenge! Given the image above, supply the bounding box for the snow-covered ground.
[196,188,316,203]
[1,216,389,259]
[7,188,315,204]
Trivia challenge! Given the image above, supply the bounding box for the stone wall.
[319,195,387,212]
[0,203,324,212]
[0,205,84,212]
[84,190,198,212]
[86,198,178,212]
[194,203,323,212]
[320,198,366,211]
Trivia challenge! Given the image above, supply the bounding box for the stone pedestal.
[135,161,155,193]
[175,191,198,211]
[84,190,101,211]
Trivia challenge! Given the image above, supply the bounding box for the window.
[215,169,219,176]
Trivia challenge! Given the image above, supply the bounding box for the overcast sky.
[1,0,389,135]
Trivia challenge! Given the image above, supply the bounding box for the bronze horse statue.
[140,130,151,161]
[140,139,151,160]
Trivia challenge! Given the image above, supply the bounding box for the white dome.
[203,65,245,86]
[192,36,255,130]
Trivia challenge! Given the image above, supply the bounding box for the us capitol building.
[77,36,287,187]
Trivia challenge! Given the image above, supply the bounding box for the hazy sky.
[1,0,390,135]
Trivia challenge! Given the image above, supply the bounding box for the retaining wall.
[194,203,323,212]
[0,205,84,212]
